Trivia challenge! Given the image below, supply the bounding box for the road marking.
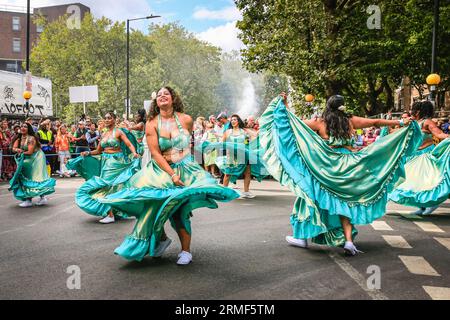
[434,238,450,251]
[327,252,389,300]
[382,235,412,249]
[398,256,440,276]
[413,221,445,233]
[371,221,393,231]
[423,286,450,300]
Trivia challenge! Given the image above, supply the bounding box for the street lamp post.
[24,0,31,118]
[429,0,440,104]
[26,0,30,71]
[126,14,161,120]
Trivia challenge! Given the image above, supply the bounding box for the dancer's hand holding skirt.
[9,151,56,201]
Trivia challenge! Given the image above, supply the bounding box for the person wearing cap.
[217,113,231,133]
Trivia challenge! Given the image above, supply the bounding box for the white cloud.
[193,6,241,21]
[197,21,243,52]
[1,0,154,23]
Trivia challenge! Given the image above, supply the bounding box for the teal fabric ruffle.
[9,153,56,201]
[259,97,422,246]
[389,140,450,207]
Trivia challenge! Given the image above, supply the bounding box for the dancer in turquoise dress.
[259,94,422,255]
[67,111,141,224]
[201,121,220,177]
[128,109,146,157]
[98,87,239,265]
[9,123,55,207]
[389,101,449,215]
[215,114,268,199]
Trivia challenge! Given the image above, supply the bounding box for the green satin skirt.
[390,141,450,207]
[259,97,422,247]
[67,153,140,217]
[98,156,240,261]
[9,150,56,201]
[215,140,269,184]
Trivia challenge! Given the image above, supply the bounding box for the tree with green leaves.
[235,0,450,116]
[31,16,223,122]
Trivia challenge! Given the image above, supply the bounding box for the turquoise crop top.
[157,113,191,152]
[226,129,247,144]
[100,128,121,149]
[327,135,356,147]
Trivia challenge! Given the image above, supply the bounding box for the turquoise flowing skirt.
[259,97,422,247]
[97,156,240,261]
[210,140,268,184]
[9,151,56,201]
[67,153,140,217]
[389,141,450,207]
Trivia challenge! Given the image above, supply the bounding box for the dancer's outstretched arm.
[118,130,139,158]
[351,116,410,129]
[424,119,449,140]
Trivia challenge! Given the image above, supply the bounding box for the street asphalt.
[0,178,449,300]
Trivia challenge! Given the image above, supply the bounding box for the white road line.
[434,237,450,251]
[0,204,76,236]
[382,235,412,249]
[423,286,450,300]
[413,221,445,233]
[398,256,441,277]
[327,252,389,300]
[371,221,394,231]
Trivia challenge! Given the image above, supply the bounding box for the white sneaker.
[176,251,192,265]
[344,241,364,256]
[35,197,48,206]
[286,236,308,248]
[411,208,426,215]
[99,216,115,224]
[422,206,439,215]
[154,238,172,257]
[232,185,240,189]
[241,192,255,199]
[19,200,33,208]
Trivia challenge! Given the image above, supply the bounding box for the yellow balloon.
[23,91,32,100]
[426,73,441,86]
[305,94,315,103]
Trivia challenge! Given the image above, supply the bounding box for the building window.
[37,24,44,33]
[12,17,20,31]
[13,38,21,53]
[6,63,18,73]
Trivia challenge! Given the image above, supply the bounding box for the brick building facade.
[0,3,90,73]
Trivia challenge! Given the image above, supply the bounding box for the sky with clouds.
[1,0,243,52]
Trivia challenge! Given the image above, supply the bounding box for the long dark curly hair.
[136,109,146,123]
[323,95,353,140]
[411,101,434,120]
[148,87,185,120]
[17,123,40,150]
[230,114,245,129]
